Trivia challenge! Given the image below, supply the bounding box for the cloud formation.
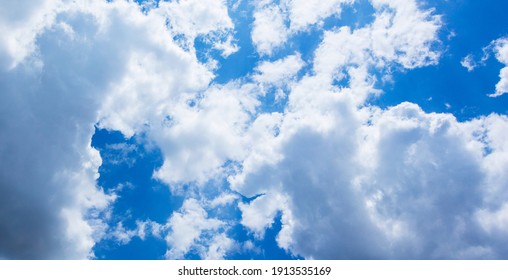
[0,0,220,259]
[490,38,508,97]
[461,36,508,97]
[0,0,507,260]
[0,1,118,258]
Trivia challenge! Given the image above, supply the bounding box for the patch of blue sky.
[261,89,287,113]
[373,0,508,121]
[209,0,259,84]
[91,127,183,259]
[322,0,376,31]
[91,128,180,225]
[94,235,168,260]
[133,0,159,14]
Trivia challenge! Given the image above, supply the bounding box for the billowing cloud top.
[0,0,507,260]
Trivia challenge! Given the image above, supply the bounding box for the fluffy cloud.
[490,38,508,97]
[0,1,118,258]
[251,4,289,55]
[239,193,290,239]
[160,0,233,38]
[0,0,60,69]
[159,0,237,57]
[285,0,354,31]
[152,81,259,186]
[461,36,508,97]
[313,0,440,78]
[0,0,228,259]
[1,0,507,260]
[229,0,508,259]
[250,0,356,55]
[360,104,488,258]
[164,198,225,259]
[253,54,304,85]
[233,98,508,259]
[104,196,237,260]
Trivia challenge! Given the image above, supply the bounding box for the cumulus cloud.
[233,98,508,259]
[253,54,304,85]
[1,0,507,261]
[164,198,224,259]
[0,0,60,69]
[202,233,235,260]
[250,0,358,55]
[251,4,289,55]
[159,0,238,57]
[315,0,441,73]
[0,1,119,258]
[239,193,289,239]
[0,0,226,259]
[228,0,508,259]
[285,0,354,31]
[151,81,259,186]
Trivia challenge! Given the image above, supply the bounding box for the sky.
[0,0,507,260]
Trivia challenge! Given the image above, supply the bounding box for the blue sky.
[1,0,508,260]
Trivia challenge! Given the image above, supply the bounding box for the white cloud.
[0,0,220,259]
[233,96,508,259]
[490,38,508,97]
[251,0,440,61]
[251,4,289,55]
[212,33,240,58]
[209,193,239,208]
[160,0,233,37]
[158,0,236,55]
[152,81,259,187]
[477,203,508,235]
[285,0,354,32]
[461,54,478,72]
[99,47,212,137]
[0,1,258,258]
[202,233,235,260]
[110,222,137,245]
[358,103,489,258]
[238,193,288,239]
[164,198,223,259]
[0,0,61,69]
[0,1,136,259]
[253,54,304,85]
[315,0,441,74]
[99,195,239,259]
[250,0,358,55]
[233,93,390,259]
[370,0,443,69]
